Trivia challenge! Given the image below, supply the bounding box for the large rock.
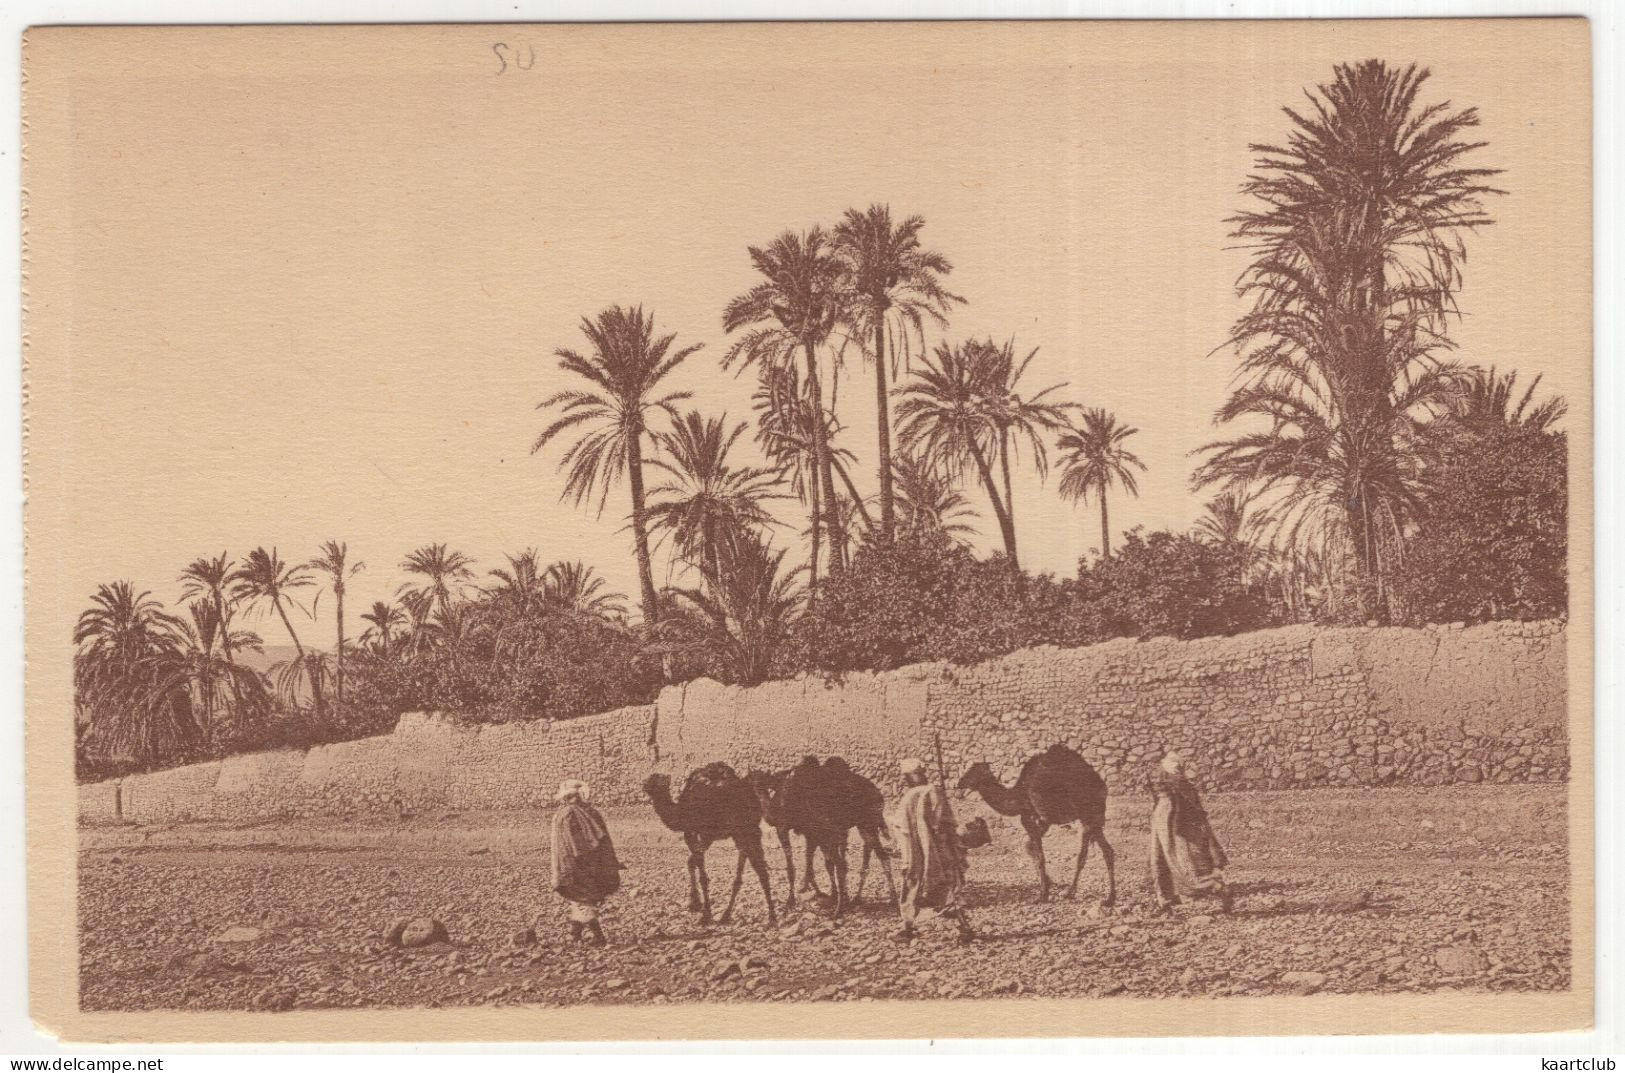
[387,917,449,948]
[1279,970,1327,994]
[1434,945,1489,976]
[212,925,264,944]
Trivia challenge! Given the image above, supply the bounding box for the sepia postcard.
[22,19,1593,1042]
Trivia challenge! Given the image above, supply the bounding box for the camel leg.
[684,837,702,913]
[1066,825,1092,900]
[692,848,714,925]
[822,840,843,918]
[800,839,822,895]
[745,838,777,927]
[853,841,871,904]
[1096,830,1118,907]
[874,829,899,905]
[719,850,747,924]
[1022,816,1053,902]
[778,828,797,912]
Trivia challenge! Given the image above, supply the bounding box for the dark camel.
[745,767,825,912]
[643,763,777,927]
[958,743,1117,905]
[781,755,898,918]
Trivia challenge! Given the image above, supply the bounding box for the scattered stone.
[741,954,770,970]
[1109,924,1132,937]
[398,918,449,948]
[1280,971,1327,994]
[992,979,1021,995]
[251,985,298,1012]
[1434,945,1489,976]
[1188,915,1214,926]
[712,959,742,982]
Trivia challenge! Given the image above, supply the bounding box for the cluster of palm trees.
[74,542,629,770]
[531,206,1148,649]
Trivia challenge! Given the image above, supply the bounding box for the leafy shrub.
[1399,425,1567,624]
[1074,528,1276,640]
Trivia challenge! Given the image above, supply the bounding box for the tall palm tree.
[358,600,407,658]
[832,204,963,540]
[1057,408,1146,558]
[399,543,475,624]
[750,364,871,602]
[159,602,269,747]
[1198,60,1501,620]
[231,547,324,714]
[891,450,979,545]
[1453,365,1567,432]
[307,540,363,710]
[724,227,850,572]
[178,552,241,665]
[895,338,1069,569]
[542,560,628,620]
[533,305,700,623]
[73,582,193,765]
[647,410,782,586]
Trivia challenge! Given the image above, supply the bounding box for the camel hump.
[685,761,741,794]
[822,755,853,775]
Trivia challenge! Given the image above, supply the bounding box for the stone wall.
[78,619,1568,825]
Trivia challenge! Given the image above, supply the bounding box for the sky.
[38,21,1590,648]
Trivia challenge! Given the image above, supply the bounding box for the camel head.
[957,761,999,793]
[641,772,672,801]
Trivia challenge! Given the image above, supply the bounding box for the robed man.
[1148,751,1233,913]
[551,779,622,944]
[892,758,975,943]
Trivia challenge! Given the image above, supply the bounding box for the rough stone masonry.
[78,619,1568,825]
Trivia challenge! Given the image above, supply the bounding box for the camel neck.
[972,779,1026,816]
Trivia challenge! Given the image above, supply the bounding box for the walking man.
[892,757,975,944]
[551,779,622,945]
[1147,751,1233,913]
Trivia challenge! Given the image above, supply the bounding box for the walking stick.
[933,731,948,796]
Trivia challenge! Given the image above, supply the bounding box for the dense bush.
[782,535,1105,673]
[1075,529,1277,640]
[1398,425,1567,624]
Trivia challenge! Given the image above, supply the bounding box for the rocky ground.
[78,783,1571,1011]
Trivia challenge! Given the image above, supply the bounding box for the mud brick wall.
[79,620,1568,824]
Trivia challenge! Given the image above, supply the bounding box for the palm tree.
[542,560,627,620]
[647,410,782,586]
[533,305,700,623]
[307,540,363,709]
[1198,60,1501,620]
[668,529,803,685]
[724,227,850,572]
[1195,489,1258,547]
[73,582,194,765]
[231,547,324,714]
[1057,408,1146,558]
[486,549,547,616]
[398,588,441,658]
[160,602,270,747]
[1453,365,1567,432]
[178,552,241,665]
[832,205,963,541]
[891,450,979,545]
[895,338,1069,569]
[750,364,871,602]
[400,543,475,624]
[358,600,407,658]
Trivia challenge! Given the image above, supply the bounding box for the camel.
[781,755,898,918]
[957,743,1117,905]
[642,762,777,927]
[745,768,826,912]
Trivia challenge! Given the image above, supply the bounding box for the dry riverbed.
[78,783,1571,1011]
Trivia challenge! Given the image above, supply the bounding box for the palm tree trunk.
[274,598,324,716]
[968,440,1019,570]
[334,585,345,709]
[807,468,822,609]
[626,430,662,623]
[1099,488,1111,559]
[873,317,895,542]
[998,430,1019,567]
[803,341,846,572]
[833,458,876,536]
